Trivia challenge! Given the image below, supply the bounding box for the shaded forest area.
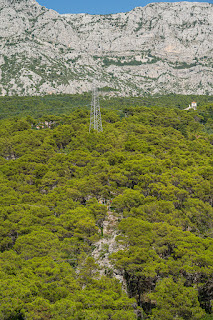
[0,94,213,319]
[0,93,213,120]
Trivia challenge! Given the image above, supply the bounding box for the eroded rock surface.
[92,211,125,286]
[0,0,212,95]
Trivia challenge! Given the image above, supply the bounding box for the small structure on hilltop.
[184,101,197,110]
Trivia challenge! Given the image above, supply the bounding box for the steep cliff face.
[0,0,212,96]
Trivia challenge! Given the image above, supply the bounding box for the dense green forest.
[0,94,213,319]
[1,93,213,119]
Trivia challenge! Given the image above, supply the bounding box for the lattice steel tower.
[89,84,103,132]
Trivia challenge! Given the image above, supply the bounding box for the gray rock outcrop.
[92,210,125,286]
[0,0,212,95]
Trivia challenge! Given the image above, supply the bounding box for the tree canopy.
[0,94,213,319]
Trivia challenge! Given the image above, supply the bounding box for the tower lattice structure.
[89,84,103,132]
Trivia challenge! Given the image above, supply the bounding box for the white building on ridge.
[184,101,197,110]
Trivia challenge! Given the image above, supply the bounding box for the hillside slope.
[0,98,213,318]
[0,0,213,96]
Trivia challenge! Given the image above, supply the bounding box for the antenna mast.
[89,84,103,132]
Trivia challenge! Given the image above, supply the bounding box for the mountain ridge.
[0,0,212,96]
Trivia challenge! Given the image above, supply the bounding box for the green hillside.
[0,93,213,119]
[0,95,213,319]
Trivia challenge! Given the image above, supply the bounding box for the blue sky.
[38,0,212,15]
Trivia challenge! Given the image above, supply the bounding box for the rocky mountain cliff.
[0,0,212,96]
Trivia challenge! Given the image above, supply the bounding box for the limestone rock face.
[0,0,212,96]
